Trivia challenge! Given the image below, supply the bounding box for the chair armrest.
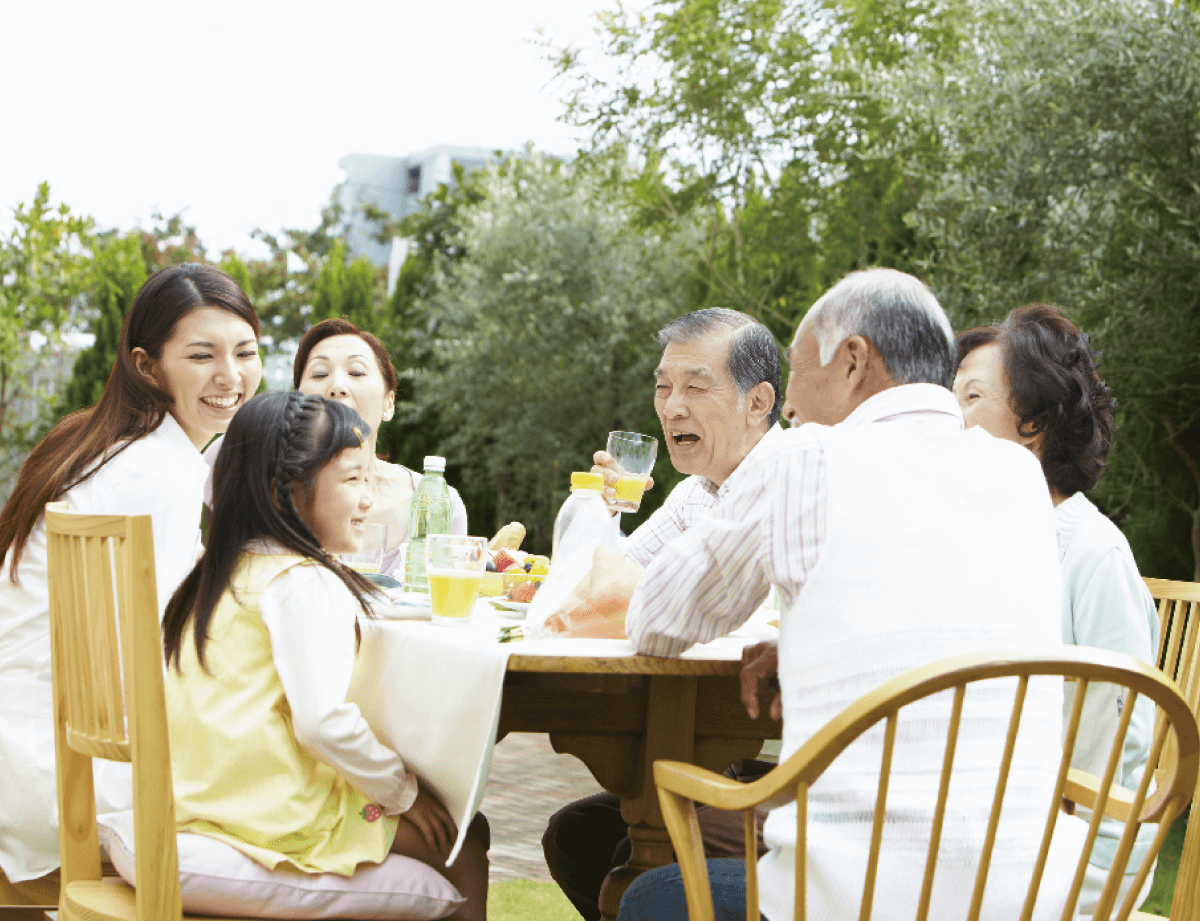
[1062,768,1134,822]
[654,761,753,809]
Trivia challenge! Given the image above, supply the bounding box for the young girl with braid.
[161,391,489,921]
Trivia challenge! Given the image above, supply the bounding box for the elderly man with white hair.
[617,268,1086,921]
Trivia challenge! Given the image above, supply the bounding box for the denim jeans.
[615,859,768,921]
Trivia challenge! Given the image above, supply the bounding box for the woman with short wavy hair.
[954,303,1159,917]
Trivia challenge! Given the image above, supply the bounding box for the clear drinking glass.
[606,431,658,513]
[425,534,488,626]
[340,523,387,574]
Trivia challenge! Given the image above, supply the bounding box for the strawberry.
[360,803,382,823]
[493,550,519,572]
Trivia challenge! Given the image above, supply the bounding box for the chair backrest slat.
[1022,678,1088,921]
[859,712,897,921]
[795,781,808,921]
[917,685,966,921]
[744,810,758,921]
[968,674,1029,921]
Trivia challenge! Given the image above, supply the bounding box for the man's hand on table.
[404,786,458,854]
[740,641,781,721]
[592,450,655,508]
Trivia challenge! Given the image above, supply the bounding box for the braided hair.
[957,303,1115,497]
[164,391,377,671]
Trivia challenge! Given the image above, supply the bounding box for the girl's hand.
[405,787,458,854]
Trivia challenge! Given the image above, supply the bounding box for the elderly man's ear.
[746,381,775,427]
[838,335,894,398]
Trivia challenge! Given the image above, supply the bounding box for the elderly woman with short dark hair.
[954,302,1160,917]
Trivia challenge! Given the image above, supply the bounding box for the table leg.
[597,674,697,921]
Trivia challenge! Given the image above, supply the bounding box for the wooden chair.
[653,647,1200,921]
[44,505,255,921]
[0,867,59,921]
[1139,577,1200,921]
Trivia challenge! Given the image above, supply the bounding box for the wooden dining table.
[348,602,781,921]
[497,650,782,920]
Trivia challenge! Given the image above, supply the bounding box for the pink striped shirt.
[626,385,964,656]
[620,425,786,568]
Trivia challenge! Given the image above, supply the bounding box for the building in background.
[338,145,504,294]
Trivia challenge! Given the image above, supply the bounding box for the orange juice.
[428,571,483,621]
[612,475,650,512]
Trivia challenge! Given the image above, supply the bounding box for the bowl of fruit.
[493,550,549,602]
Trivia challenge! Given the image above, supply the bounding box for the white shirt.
[0,412,207,882]
[620,424,785,569]
[254,543,417,815]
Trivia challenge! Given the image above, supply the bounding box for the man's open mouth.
[672,432,700,446]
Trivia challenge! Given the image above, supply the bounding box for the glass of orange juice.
[340,523,387,574]
[425,534,488,626]
[606,431,658,513]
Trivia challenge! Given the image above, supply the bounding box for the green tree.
[553,0,954,335]
[311,241,383,330]
[0,184,94,496]
[876,0,1200,579]
[374,162,490,474]
[55,234,148,419]
[416,153,703,551]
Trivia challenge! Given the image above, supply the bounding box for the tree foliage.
[0,184,94,494]
[876,0,1200,578]
[54,234,148,420]
[311,241,384,330]
[414,154,703,550]
[552,0,952,337]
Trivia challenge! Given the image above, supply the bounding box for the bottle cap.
[423,456,446,472]
[570,471,605,490]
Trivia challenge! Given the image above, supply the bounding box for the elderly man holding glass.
[544,307,787,921]
[618,268,1087,921]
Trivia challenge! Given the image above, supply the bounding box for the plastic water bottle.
[404,456,453,593]
[552,471,611,563]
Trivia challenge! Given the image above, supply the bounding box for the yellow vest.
[165,550,396,875]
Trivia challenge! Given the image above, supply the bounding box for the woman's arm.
[260,564,419,816]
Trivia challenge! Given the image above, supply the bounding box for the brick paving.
[481,732,603,883]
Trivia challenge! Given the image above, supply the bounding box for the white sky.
[0,0,612,258]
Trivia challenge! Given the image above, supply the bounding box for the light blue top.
[1057,491,1159,871]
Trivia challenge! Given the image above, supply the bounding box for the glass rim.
[608,431,657,445]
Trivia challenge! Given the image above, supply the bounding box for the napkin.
[347,614,511,865]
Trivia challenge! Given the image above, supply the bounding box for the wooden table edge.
[504,653,744,676]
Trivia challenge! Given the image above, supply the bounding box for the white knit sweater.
[758,419,1088,920]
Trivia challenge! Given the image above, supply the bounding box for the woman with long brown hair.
[0,263,262,887]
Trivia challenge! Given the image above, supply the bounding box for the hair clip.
[353,425,366,447]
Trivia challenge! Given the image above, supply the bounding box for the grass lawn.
[1140,805,1189,915]
[488,879,582,921]
[487,807,1189,920]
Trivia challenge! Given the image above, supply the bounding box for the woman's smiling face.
[134,306,262,449]
[297,333,394,432]
[953,343,1026,445]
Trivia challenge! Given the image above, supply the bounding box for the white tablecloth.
[346,599,778,864]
